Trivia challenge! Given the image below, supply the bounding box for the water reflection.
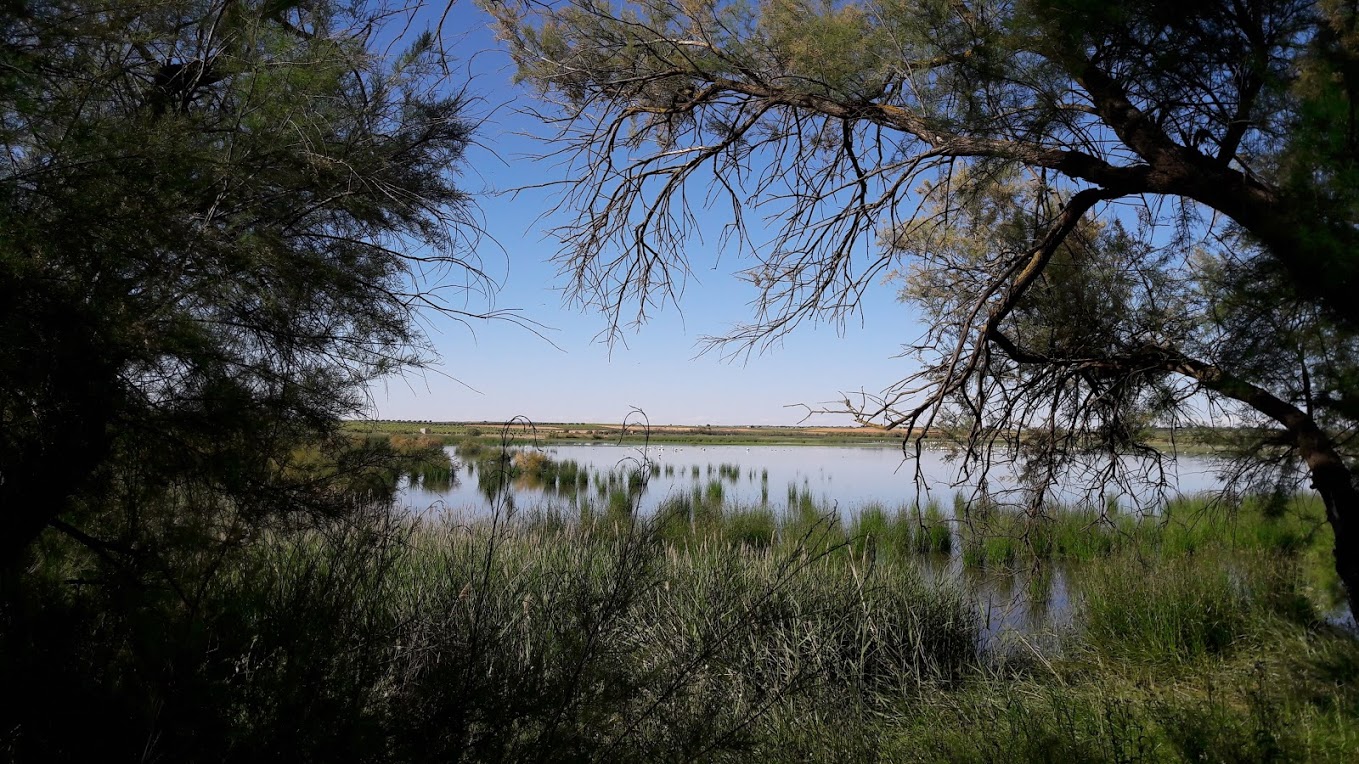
[399,443,1266,650]
[402,443,1225,518]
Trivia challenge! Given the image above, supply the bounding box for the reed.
[200,512,976,759]
[11,484,1355,761]
[914,499,954,556]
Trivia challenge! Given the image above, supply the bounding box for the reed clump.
[932,492,1331,571]
[5,508,983,760]
[9,480,1357,761]
[460,447,1333,580]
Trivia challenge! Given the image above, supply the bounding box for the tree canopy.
[0,0,485,565]
[489,0,1359,612]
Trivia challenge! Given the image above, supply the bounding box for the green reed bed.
[11,438,1354,762]
[77,437,1353,761]
[9,501,980,760]
[777,516,1356,763]
[652,488,843,557]
[1074,549,1310,664]
[448,448,1325,564]
[723,506,780,549]
[644,492,976,566]
[545,483,1358,760]
[938,492,1332,571]
[847,502,956,560]
[501,452,1332,587]
[10,481,1358,762]
[236,513,978,759]
[874,638,1359,764]
[717,462,742,482]
[849,504,908,558]
[868,545,1359,763]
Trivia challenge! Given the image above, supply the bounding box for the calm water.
[400,442,1225,517]
[396,443,1356,647]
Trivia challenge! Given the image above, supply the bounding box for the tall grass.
[915,499,954,555]
[2,506,982,760]
[937,492,1330,570]
[1076,549,1321,662]
[1079,552,1257,661]
[9,474,1355,761]
[455,448,1332,580]
[877,655,1359,764]
[12,431,1358,763]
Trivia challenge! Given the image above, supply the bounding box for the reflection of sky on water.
[400,443,1226,518]
[396,444,1354,652]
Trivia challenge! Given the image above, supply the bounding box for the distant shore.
[346,419,918,446]
[345,420,1239,452]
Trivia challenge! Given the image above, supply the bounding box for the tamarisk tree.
[0,0,490,567]
[490,0,1359,613]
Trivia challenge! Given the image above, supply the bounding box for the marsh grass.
[849,503,935,561]
[1079,552,1260,661]
[458,450,1335,595]
[932,492,1332,572]
[878,646,1359,764]
[723,506,779,548]
[915,499,955,555]
[859,547,1359,764]
[15,435,1353,761]
[7,491,989,761]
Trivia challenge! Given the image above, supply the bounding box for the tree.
[488,0,1359,614]
[0,0,487,568]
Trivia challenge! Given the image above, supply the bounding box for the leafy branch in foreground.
[490,0,1359,614]
[0,0,504,567]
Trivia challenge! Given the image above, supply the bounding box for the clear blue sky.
[367,3,926,426]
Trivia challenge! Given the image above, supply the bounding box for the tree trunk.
[1300,450,1359,621]
[0,409,112,572]
[1169,357,1359,619]
[0,306,117,572]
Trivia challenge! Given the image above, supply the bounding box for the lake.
[397,442,1357,646]
[399,442,1226,517]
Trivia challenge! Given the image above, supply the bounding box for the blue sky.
[367,3,926,426]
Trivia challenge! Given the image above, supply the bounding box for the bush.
[1,509,981,761]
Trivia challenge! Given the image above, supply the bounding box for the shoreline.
[346,419,1235,454]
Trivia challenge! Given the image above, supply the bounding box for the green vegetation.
[6,505,981,760]
[10,471,1357,760]
[9,0,1359,759]
[1,0,482,566]
[15,406,1352,761]
[493,0,1359,621]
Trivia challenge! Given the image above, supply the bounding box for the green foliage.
[489,0,1359,616]
[759,0,890,97]
[1079,553,1258,662]
[1,509,980,760]
[0,0,481,562]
